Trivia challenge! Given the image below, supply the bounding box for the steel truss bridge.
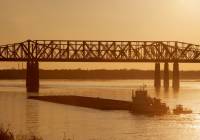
[0,40,199,93]
[0,40,200,62]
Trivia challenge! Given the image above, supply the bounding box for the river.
[0,79,200,140]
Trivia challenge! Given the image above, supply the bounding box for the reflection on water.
[155,87,180,99]
[0,79,200,140]
[26,100,39,136]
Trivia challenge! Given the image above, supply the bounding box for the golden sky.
[1,0,200,70]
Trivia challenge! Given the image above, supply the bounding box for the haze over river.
[1,79,200,140]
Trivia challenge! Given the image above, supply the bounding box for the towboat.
[130,88,169,115]
[173,105,192,115]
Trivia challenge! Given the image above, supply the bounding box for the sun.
[176,0,200,19]
[179,0,200,11]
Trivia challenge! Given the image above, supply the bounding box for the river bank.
[1,69,200,79]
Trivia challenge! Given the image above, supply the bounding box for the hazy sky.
[1,0,200,70]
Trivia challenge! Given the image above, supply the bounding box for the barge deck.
[29,95,132,110]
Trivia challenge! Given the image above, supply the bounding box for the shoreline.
[0,69,200,80]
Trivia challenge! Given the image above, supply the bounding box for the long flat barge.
[29,95,132,110]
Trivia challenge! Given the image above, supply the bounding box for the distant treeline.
[0,69,200,79]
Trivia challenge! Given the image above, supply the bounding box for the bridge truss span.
[0,40,200,62]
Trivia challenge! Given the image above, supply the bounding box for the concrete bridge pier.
[172,62,180,91]
[154,63,161,89]
[26,61,39,93]
[163,62,169,90]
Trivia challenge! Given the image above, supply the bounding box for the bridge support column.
[26,61,39,93]
[154,63,161,89]
[172,62,179,91]
[163,62,169,90]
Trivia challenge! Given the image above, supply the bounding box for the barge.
[29,95,132,110]
[29,88,170,115]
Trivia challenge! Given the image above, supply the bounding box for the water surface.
[0,79,200,140]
